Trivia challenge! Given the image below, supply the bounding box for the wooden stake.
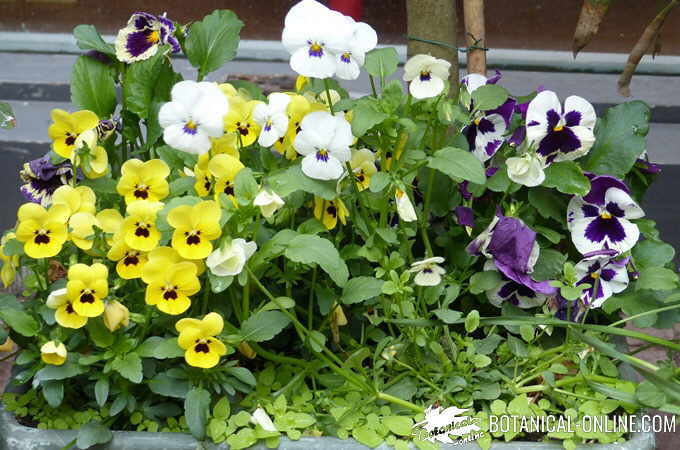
[463,0,486,75]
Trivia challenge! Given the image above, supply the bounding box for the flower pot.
[0,404,657,450]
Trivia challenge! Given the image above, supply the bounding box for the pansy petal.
[604,187,644,220]
[301,153,344,180]
[564,95,596,129]
[409,76,445,99]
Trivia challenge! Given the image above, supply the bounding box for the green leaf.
[73,25,114,56]
[0,308,38,336]
[633,240,675,269]
[185,10,244,79]
[225,367,256,386]
[351,97,388,137]
[234,168,258,206]
[156,145,198,170]
[184,387,211,439]
[465,310,480,333]
[95,378,109,407]
[268,165,337,200]
[149,373,190,399]
[138,337,184,359]
[240,310,291,342]
[285,234,349,287]
[636,267,678,291]
[369,172,391,193]
[471,84,509,111]
[86,319,114,347]
[528,188,567,223]
[383,416,414,437]
[475,334,503,355]
[363,47,399,79]
[213,396,231,419]
[35,362,87,382]
[42,380,64,408]
[307,330,327,353]
[169,176,195,197]
[123,51,173,119]
[341,276,384,304]
[112,353,143,383]
[428,147,486,185]
[0,102,15,130]
[507,335,528,358]
[473,354,492,368]
[581,101,650,178]
[207,271,234,293]
[76,421,112,449]
[532,249,567,281]
[433,309,462,324]
[71,55,116,118]
[79,176,118,194]
[469,271,501,294]
[352,424,383,448]
[227,428,257,450]
[543,161,590,196]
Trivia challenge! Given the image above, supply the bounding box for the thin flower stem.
[248,342,307,368]
[322,78,335,115]
[242,278,250,320]
[376,392,424,413]
[609,303,680,328]
[308,266,317,329]
[419,168,436,258]
[368,75,378,97]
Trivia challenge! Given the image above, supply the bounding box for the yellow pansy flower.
[176,312,227,369]
[122,201,163,252]
[117,159,170,204]
[41,341,67,366]
[15,203,70,259]
[219,83,238,98]
[52,185,100,250]
[350,149,378,191]
[66,263,108,317]
[96,209,124,246]
[192,153,213,197]
[142,258,200,315]
[273,94,325,160]
[224,96,262,147]
[71,129,109,179]
[208,154,244,207]
[46,287,88,329]
[210,133,240,158]
[107,233,148,279]
[1,233,19,288]
[168,200,221,260]
[0,337,14,353]
[314,197,349,231]
[48,109,99,159]
[103,300,129,332]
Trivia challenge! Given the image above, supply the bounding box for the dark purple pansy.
[483,260,548,309]
[574,254,629,307]
[552,295,584,322]
[454,206,474,228]
[19,154,75,207]
[116,12,181,63]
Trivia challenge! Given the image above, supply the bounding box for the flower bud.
[41,341,67,366]
[0,337,14,352]
[103,300,129,332]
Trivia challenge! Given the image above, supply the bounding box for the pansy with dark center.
[483,260,548,309]
[526,90,596,163]
[20,154,75,207]
[574,251,629,308]
[567,178,644,255]
[115,12,181,63]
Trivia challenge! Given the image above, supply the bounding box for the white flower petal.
[301,153,344,180]
[551,125,595,162]
[158,101,188,128]
[409,76,445,99]
[290,44,338,79]
[403,54,437,81]
[414,270,442,286]
[604,187,645,220]
[462,73,488,94]
[526,90,562,138]
[564,95,597,129]
[163,123,211,155]
[335,54,361,80]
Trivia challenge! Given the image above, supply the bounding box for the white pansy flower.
[251,407,277,432]
[395,189,417,222]
[409,257,446,286]
[253,189,285,218]
[282,0,354,78]
[158,80,229,155]
[506,152,546,187]
[403,54,451,99]
[206,238,257,277]
[253,93,291,147]
[335,16,378,80]
[294,111,353,180]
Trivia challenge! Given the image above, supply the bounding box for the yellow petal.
[71,110,99,133]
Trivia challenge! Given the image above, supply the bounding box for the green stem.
[248,342,307,368]
[376,392,424,413]
[368,75,378,97]
[242,279,250,320]
[308,266,317,329]
[322,78,335,115]
[609,303,680,328]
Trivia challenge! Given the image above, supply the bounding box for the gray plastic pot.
[0,404,656,450]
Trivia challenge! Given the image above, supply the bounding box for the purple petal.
[455,206,475,227]
[564,110,582,127]
[486,70,502,85]
[536,127,581,160]
[584,217,627,245]
[487,98,517,126]
[125,29,157,57]
[582,175,630,205]
[486,216,537,274]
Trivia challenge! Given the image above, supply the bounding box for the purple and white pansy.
[574,250,629,308]
[467,215,556,296]
[403,55,452,99]
[461,73,516,163]
[567,175,644,255]
[483,261,548,309]
[526,90,596,163]
[115,12,180,63]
